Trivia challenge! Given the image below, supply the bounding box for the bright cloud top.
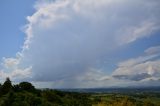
[0,0,160,88]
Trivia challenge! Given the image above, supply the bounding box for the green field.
[91,93,160,106]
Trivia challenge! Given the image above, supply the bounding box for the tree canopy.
[0,77,12,95]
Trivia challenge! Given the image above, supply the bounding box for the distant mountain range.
[58,86,160,93]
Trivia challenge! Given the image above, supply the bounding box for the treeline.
[0,78,92,106]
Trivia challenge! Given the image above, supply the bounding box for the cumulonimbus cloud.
[0,0,160,88]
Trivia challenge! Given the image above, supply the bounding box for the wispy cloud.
[116,20,160,45]
[145,45,160,55]
[112,46,160,82]
[0,56,32,81]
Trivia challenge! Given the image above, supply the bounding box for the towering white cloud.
[0,0,160,88]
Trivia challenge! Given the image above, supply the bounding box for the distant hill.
[59,86,160,93]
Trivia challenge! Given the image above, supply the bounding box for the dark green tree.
[1,77,12,95]
[19,82,35,91]
[13,84,20,92]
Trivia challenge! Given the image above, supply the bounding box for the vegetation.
[91,93,160,106]
[0,78,160,106]
[0,78,91,106]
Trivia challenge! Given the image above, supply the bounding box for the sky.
[0,0,160,88]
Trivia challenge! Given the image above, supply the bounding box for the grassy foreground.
[91,93,160,106]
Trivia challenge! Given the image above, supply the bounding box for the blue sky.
[0,0,160,88]
[0,0,34,58]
